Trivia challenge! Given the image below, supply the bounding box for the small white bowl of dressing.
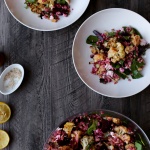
[0,64,24,95]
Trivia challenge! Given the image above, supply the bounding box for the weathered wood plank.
[0,0,150,149]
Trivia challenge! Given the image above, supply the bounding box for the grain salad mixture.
[44,112,145,150]
[86,27,150,84]
[24,0,70,22]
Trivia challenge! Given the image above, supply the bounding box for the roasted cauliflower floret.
[70,130,83,149]
[112,118,121,125]
[105,143,115,150]
[38,0,54,5]
[58,146,73,150]
[93,53,105,62]
[114,126,128,135]
[125,45,134,54]
[71,130,82,142]
[104,117,121,125]
[80,136,94,150]
[131,34,141,46]
[97,65,106,75]
[103,37,117,48]
[63,122,75,137]
[125,143,136,150]
[119,134,131,144]
[90,46,99,54]
[108,42,125,63]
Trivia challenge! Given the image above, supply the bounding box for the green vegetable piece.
[114,70,126,79]
[135,142,142,150]
[132,28,143,38]
[132,70,143,79]
[131,59,143,79]
[56,0,66,4]
[87,120,97,135]
[138,134,145,146]
[26,0,36,3]
[119,60,124,66]
[123,26,142,38]
[136,62,145,68]
[124,69,131,75]
[123,36,130,40]
[87,142,94,150]
[111,62,120,69]
[86,35,98,45]
[107,32,116,37]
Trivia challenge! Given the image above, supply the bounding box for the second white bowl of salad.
[72,8,150,98]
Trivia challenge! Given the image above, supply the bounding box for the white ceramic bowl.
[72,8,150,98]
[4,0,90,31]
[0,64,24,95]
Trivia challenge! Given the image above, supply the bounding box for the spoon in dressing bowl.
[0,64,24,95]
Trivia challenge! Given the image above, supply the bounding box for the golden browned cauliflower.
[112,118,121,125]
[93,53,105,62]
[108,42,125,63]
[38,0,51,4]
[114,126,128,135]
[80,136,94,150]
[103,37,117,48]
[63,122,75,137]
[125,143,136,150]
[119,134,131,144]
[90,46,99,54]
[105,143,115,150]
[97,65,106,75]
[131,34,141,46]
[58,146,73,150]
[104,117,121,125]
[125,45,134,54]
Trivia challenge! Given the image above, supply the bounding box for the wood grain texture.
[0,0,150,149]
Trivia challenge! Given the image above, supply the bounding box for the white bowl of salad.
[72,8,150,98]
[43,110,150,150]
[4,0,90,31]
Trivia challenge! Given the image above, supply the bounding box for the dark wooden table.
[0,0,150,150]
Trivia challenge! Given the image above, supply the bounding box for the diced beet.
[101,119,111,132]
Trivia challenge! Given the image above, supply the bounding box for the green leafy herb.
[112,63,120,69]
[56,0,66,4]
[131,59,144,79]
[122,120,128,125]
[26,0,36,3]
[119,60,124,66]
[137,134,145,146]
[123,26,142,38]
[135,142,143,150]
[86,35,98,45]
[107,32,116,37]
[114,70,127,79]
[87,120,97,135]
[111,62,120,69]
[123,36,130,40]
[132,28,143,38]
[24,2,28,9]
[132,70,143,79]
[124,69,131,75]
[87,142,94,150]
